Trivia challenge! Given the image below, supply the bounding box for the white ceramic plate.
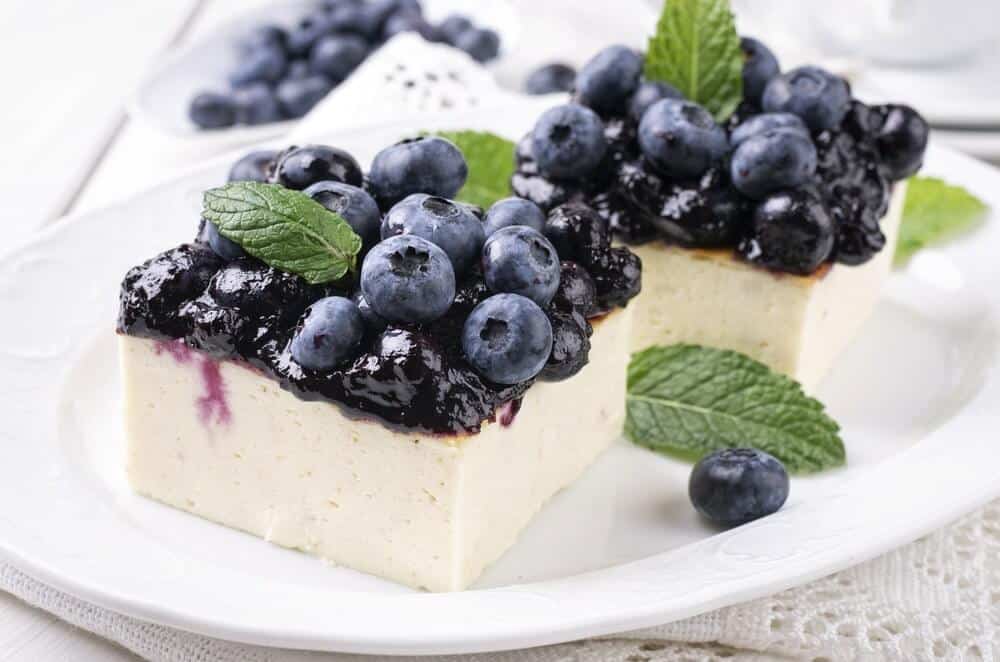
[1,106,998,656]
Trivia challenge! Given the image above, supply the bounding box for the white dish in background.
[0,105,998,656]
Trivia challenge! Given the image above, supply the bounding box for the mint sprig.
[895,176,989,265]
[644,0,744,121]
[430,130,515,209]
[626,345,845,474]
[203,182,362,284]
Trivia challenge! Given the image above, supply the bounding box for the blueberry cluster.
[118,139,640,434]
[189,0,501,130]
[512,41,929,275]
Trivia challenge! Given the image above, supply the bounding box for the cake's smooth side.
[121,306,631,592]
[630,183,906,390]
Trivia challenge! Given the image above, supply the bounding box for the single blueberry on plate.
[872,104,929,181]
[290,296,365,371]
[438,14,473,44]
[232,84,284,125]
[762,66,850,132]
[740,189,835,275]
[351,289,388,333]
[739,37,780,106]
[189,92,236,129]
[689,448,789,527]
[482,226,561,306]
[524,63,576,95]
[730,128,817,199]
[638,99,728,179]
[381,193,485,273]
[462,293,553,384]
[270,144,364,190]
[227,149,279,183]
[361,234,456,323]
[200,220,246,260]
[574,45,643,115]
[628,80,684,122]
[228,44,287,87]
[454,28,500,63]
[483,197,546,237]
[303,181,382,250]
[368,136,468,209]
[540,310,590,381]
[309,34,368,82]
[730,112,809,147]
[275,75,333,119]
[530,104,607,180]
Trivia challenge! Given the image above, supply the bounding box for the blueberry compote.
[118,143,641,436]
[512,44,929,276]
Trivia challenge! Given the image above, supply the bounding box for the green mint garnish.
[895,176,989,266]
[430,130,515,209]
[202,182,362,285]
[626,345,845,474]
[644,0,744,121]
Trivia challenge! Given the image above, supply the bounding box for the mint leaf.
[644,0,743,121]
[432,130,515,209]
[895,176,989,265]
[626,345,845,474]
[203,182,362,284]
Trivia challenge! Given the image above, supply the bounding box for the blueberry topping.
[239,25,288,53]
[574,45,643,116]
[524,63,576,95]
[303,181,381,251]
[482,226,561,306]
[270,144,364,190]
[551,260,598,318]
[730,112,809,147]
[739,37,780,106]
[689,448,789,526]
[360,234,456,323]
[462,293,553,384]
[531,104,608,180]
[228,44,287,87]
[629,80,684,123]
[309,34,368,82]
[286,13,334,57]
[227,149,279,183]
[483,197,546,237]
[290,296,365,370]
[730,128,818,199]
[544,202,612,271]
[592,246,641,310]
[189,92,236,129]
[351,289,389,333]
[740,189,835,274]
[540,310,591,381]
[872,104,929,181]
[369,136,468,209]
[638,99,728,179]
[762,66,850,132]
[381,193,485,273]
[232,84,285,125]
[438,15,473,44]
[200,220,246,260]
[454,28,500,63]
[383,10,437,41]
[275,75,333,119]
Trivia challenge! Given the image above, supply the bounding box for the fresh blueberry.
[762,66,850,132]
[351,289,388,333]
[482,226,561,306]
[689,448,789,527]
[381,194,485,273]
[303,181,381,250]
[574,45,643,115]
[551,260,598,318]
[383,10,437,40]
[189,92,236,129]
[483,197,546,237]
[524,63,576,95]
[199,220,247,260]
[540,310,590,381]
[239,25,288,53]
[351,0,405,40]
[360,234,456,323]
[638,99,728,178]
[227,149,279,183]
[730,112,809,147]
[740,37,780,106]
[309,34,368,82]
[730,129,817,199]
[368,136,468,209]
[286,13,334,57]
[872,104,929,181]
[232,84,284,125]
[270,144,364,190]
[629,80,684,122]
[739,189,835,274]
[438,14,473,44]
[290,296,365,370]
[228,44,287,87]
[275,75,333,118]
[544,202,612,271]
[285,59,311,80]
[454,28,500,63]
[461,293,553,384]
[530,104,607,180]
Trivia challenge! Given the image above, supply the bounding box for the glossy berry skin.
[739,37,780,105]
[540,310,590,381]
[290,296,365,371]
[351,289,388,333]
[730,129,818,199]
[381,193,485,273]
[454,28,500,63]
[462,293,553,384]
[200,220,246,260]
[275,75,333,119]
[552,260,598,318]
[544,203,611,271]
[689,448,789,527]
[368,137,468,209]
[270,144,364,190]
[524,63,576,95]
[360,234,456,324]
[638,99,728,179]
[189,92,236,129]
[762,66,850,132]
[483,197,546,237]
[438,14,472,44]
[227,149,279,182]
[232,84,284,125]
[303,181,381,250]
[730,112,809,147]
[228,44,286,87]
[872,104,929,181]
[740,189,835,275]
[530,104,607,180]
[629,80,684,122]
[482,226,561,306]
[309,34,368,82]
[574,45,643,116]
